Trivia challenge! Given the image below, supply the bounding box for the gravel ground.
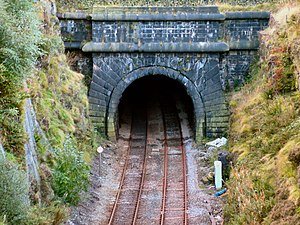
[68,94,224,225]
[185,141,224,225]
[176,96,224,225]
[66,109,132,225]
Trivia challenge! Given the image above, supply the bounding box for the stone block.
[58,7,270,140]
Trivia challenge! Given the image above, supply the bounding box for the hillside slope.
[0,0,98,224]
[225,2,300,224]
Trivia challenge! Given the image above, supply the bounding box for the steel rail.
[160,100,168,225]
[160,96,189,225]
[132,107,148,224]
[174,98,188,225]
[107,114,133,225]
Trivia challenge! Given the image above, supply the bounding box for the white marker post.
[214,161,222,190]
[97,146,104,178]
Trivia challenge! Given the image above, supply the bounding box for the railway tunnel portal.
[58,6,270,141]
[118,74,196,140]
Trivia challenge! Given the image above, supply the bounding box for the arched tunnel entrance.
[110,75,196,223]
[117,75,195,140]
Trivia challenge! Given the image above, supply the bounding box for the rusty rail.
[159,96,188,225]
[176,101,188,225]
[108,114,133,225]
[108,107,148,225]
[160,105,168,225]
[132,114,148,224]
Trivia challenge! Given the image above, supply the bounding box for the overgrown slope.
[0,0,41,155]
[0,0,98,224]
[225,2,300,224]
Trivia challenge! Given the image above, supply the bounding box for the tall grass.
[225,3,300,224]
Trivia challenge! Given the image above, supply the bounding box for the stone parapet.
[57,7,270,141]
[82,42,229,53]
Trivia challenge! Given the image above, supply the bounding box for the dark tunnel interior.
[117,75,195,139]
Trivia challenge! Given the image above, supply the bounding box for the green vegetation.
[0,0,41,155]
[0,158,29,224]
[56,0,293,12]
[56,0,95,11]
[52,138,90,205]
[0,0,98,223]
[27,0,97,221]
[27,12,96,209]
[26,202,68,225]
[30,54,94,152]
[225,3,300,224]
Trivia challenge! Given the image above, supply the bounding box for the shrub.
[264,51,296,99]
[0,158,30,224]
[52,138,90,205]
[0,0,41,154]
[27,201,69,225]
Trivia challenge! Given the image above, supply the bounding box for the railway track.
[108,106,148,225]
[160,95,188,225]
[108,94,188,225]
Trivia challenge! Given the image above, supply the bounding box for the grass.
[29,54,95,151]
[226,75,300,224]
[225,2,300,224]
[217,2,277,12]
[55,0,294,12]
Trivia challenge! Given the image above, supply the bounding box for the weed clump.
[0,159,30,224]
[224,167,275,224]
[27,201,69,224]
[52,138,90,205]
[288,147,300,166]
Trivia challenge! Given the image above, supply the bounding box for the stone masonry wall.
[92,21,221,43]
[59,17,92,49]
[222,50,257,89]
[225,14,269,46]
[89,53,226,139]
[57,7,270,141]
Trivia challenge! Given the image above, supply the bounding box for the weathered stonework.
[57,6,270,141]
